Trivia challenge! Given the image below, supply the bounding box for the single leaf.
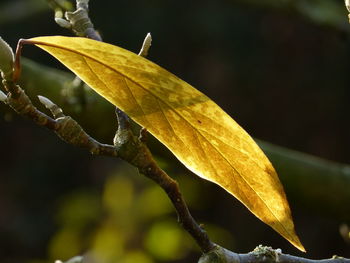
[25,36,305,251]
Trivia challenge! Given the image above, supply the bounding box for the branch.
[199,245,350,263]
[0,80,116,156]
[56,245,350,263]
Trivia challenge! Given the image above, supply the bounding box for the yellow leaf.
[25,36,305,251]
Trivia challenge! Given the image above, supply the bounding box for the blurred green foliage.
[43,164,214,263]
[0,0,48,26]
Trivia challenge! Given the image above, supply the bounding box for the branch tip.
[145,32,152,42]
[38,95,64,118]
[138,32,152,57]
[55,17,71,29]
[38,95,55,108]
[54,8,64,18]
[115,107,131,131]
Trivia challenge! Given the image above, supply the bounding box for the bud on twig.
[55,17,72,29]
[138,33,152,57]
[0,37,15,81]
[38,95,64,118]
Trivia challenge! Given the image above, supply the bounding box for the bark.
[199,245,350,263]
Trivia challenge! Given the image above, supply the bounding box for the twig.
[0,80,116,156]
[56,244,350,263]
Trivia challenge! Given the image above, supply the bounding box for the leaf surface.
[26,36,304,251]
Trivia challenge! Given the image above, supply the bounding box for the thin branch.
[56,244,350,263]
[1,80,116,156]
[199,245,350,263]
[143,159,215,252]
[113,126,215,252]
[138,32,152,57]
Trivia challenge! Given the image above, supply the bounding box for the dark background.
[0,0,349,262]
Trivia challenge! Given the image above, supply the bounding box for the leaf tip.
[289,233,306,252]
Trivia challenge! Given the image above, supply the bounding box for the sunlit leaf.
[24,36,304,251]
